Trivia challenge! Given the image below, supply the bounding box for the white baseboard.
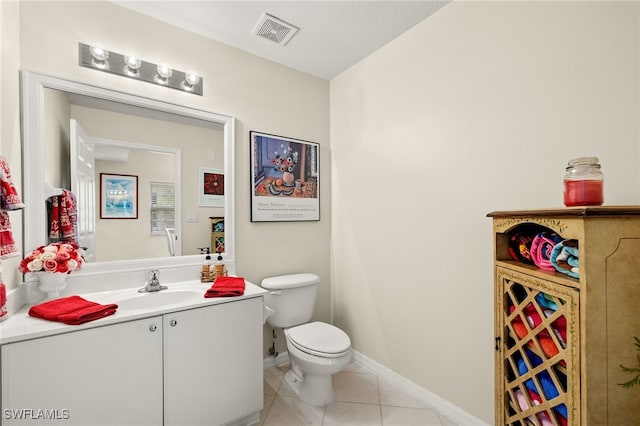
[262,350,488,425]
[351,350,489,426]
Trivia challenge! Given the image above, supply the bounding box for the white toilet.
[262,273,352,406]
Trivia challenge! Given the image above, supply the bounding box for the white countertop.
[0,279,266,345]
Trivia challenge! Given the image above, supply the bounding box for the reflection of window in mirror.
[151,182,175,236]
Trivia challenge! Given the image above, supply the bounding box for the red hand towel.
[205,276,245,298]
[0,283,7,320]
[29,295,118,325]
[0,283,6,306]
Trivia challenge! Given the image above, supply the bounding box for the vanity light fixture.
[78,43,203,96]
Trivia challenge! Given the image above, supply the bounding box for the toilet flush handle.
[269,290,282,295]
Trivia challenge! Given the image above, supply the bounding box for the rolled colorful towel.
[530,232,563,271]
[517,349,568,419]
[508,230,536,265]
[550,240,579,279]
[535,293,559,311]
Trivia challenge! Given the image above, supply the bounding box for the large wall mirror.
[22,71,235,276]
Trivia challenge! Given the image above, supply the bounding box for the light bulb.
[185,72,200,86]
[183,72,200,90]
[156,63,173,83]
[89,44,109,69]
[89,44,109,61]
[124,54,141,76]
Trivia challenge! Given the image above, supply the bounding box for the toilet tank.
[261,273,319,328]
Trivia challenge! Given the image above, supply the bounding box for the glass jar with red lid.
[563,157,604,206]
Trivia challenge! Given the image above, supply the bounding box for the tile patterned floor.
[261,361,459,426]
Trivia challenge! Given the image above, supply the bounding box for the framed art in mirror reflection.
[100,173,138,219]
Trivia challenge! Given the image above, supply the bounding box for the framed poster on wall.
[250,131,320,222]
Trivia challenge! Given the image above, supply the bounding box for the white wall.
[330,1,640,422]
[0,1,23,288]
[11,1,330,356]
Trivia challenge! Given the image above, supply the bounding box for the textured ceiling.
[113,1,448,80]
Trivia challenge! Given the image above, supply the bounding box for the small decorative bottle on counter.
[201,253,214,282]
[563,157,604,206]
[213,254,227,279]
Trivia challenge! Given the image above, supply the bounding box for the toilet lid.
[286,322,351,358]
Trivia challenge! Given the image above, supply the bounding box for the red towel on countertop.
[29,295,118,325]
[205,276,245,297]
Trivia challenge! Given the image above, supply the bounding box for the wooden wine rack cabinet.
[488,207,640,426]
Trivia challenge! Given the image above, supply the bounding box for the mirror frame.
[21,70,235,275]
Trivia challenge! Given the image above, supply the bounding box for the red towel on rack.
[29,295,118,325]
[0,282,7,320]
[49,190,78,243]
[205,276,245,297]
[0,211,18,258]
[0,155,25,211]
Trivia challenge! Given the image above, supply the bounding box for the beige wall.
[9,1,330,355]
[330,1,639,422]
[0,1,23,288]
[94,150,173,261]
[43,88,69,188]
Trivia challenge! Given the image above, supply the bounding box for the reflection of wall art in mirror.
[250,131,320,222]
[100,173,138,219]
[199,168,224,207]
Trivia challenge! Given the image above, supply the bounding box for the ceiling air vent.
[253,13,299,46]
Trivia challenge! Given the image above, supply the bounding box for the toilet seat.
[286,322,351,358]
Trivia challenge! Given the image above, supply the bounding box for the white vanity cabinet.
[1,296,264,426]
[1,316,164,425]
[163,297,263,426]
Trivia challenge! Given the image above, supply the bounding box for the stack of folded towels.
[205,276,245,298]
[29,296,118,325]
[508,227,579,279]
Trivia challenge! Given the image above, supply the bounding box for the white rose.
[41,252,56,261]
[28,258,43,272]
[67,259,79,271]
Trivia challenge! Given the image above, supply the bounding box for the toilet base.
[285,368,335,406]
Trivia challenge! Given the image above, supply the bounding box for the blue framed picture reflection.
[100,173,138,219]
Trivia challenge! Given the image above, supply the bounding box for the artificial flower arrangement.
[19,242,85,274]
[267,144,300,196]
[271,148,299,175]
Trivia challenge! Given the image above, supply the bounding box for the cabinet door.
[1,318,163,426]
[163,297,263,426]
[495,267,580,426]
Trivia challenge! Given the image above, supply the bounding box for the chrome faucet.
[139,269,168,293]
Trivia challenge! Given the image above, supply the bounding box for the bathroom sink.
[115,289,203,311]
